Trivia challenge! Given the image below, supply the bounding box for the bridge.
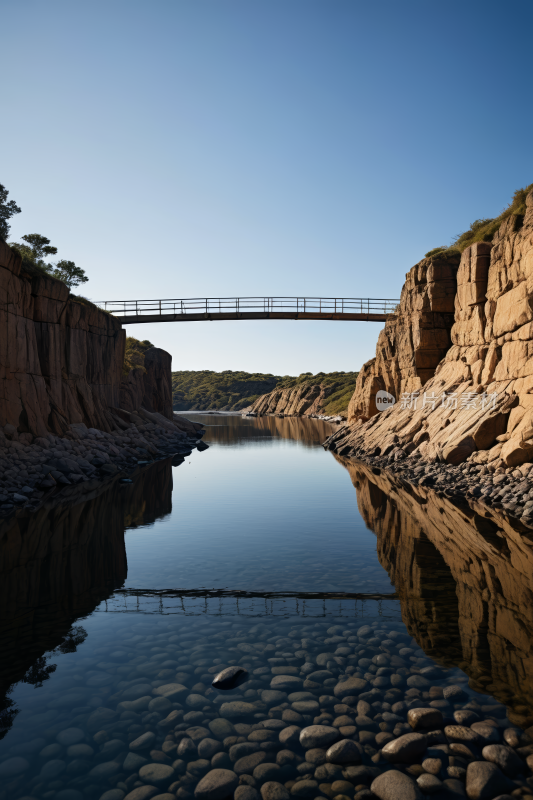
[96,297,399,324]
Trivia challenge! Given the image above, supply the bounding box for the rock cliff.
[0,240,125,438]
[337,458,533,727]
[348,249,460,422]
[329,188,533,468]
[120,347,173,419]
[249,373,357,419]
[0,240,178,438]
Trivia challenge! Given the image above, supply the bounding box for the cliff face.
[332,189,533,467]
[250,374,356,419]
[0,240,125,438]
[338,458,533,727]
[120,347,173,419]
[348,250,460,422]
[0,241,178,438]
[251,382,333,416]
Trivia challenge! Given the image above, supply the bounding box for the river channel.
[1,414,533,800]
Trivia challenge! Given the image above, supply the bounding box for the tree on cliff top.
[0,183,21,241]
[10,233,89,289]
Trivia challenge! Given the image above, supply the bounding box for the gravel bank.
[0,409,205,516]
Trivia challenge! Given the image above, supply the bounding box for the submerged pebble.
[1,618,531,800]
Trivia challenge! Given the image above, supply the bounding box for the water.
[1,414,532,800]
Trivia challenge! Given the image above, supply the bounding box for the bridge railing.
[96,296,399,317]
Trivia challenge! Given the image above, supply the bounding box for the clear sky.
[2,0,532,376]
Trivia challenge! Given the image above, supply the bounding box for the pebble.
[481,744,523,776]
[124,788,160,800]
[300,726,340,749]
[5,613,533,800]
[212,666,249,690]
[381,732,428,763]
[407,708,443,730]
[325,739,362,764]
[0,756,30,777]
[416,773,442,794]
[194,768,239,799]
[465,761,515,799]
[371,769,423,800]
[260,783,290,800]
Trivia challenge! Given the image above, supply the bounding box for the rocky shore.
[0,409,205,516]
[323,432,533,528]
[1,617,533,800]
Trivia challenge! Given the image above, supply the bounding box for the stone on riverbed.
[220,701,258,719]
[152,683,188,701]
[326,739,362,764]
[260,782,290,800]
[139,763,175,786]
[371,769,423,800]
[465,761,515,799]
[270,675,304,691]
[333,676,369,699]
[300,725,340,749]
[381,732,428,763]
[407,708,443,730]
[212,666,249,690]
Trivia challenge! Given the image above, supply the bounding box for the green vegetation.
[171,370,359,414]
[0,183,21,241]
[426,183,533,258]
[123,336,155,376]
[1,182,88,288]
[10,233,89,288]
[172,370,281,411]
[274,371,359,416]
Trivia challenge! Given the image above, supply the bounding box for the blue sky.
[2,0,532,375]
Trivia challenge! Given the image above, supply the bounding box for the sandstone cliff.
[337,458,533,727]
[330,188,533,468]
[348,249,460,421]
[249,373,357,419]
[0,240,179,439]
[120,347,173,419]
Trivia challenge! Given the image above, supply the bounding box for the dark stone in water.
[212,666,249,690]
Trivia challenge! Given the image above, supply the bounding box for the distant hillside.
[250,371,359,418]
[172,370,283,411]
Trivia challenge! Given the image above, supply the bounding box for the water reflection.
[184,412,336,447]
[337,456,533,728]
[0,461,173,739]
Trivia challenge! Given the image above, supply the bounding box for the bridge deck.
[113,311,392,324]
[97,296,399,323]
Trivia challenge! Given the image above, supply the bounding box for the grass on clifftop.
[425,182,533,258]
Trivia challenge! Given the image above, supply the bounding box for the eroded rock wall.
[250,381,346,418]
[0,241,125,437]
[348,250,460,422]
[332,190,533,467]
[119,347,173,419]
[0,241,179,438]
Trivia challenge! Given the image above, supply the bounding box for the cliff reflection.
[188,412,335,447]
[337,456,533,727]
[0,460,173,738]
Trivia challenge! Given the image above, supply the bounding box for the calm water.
[1,414,532,800]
